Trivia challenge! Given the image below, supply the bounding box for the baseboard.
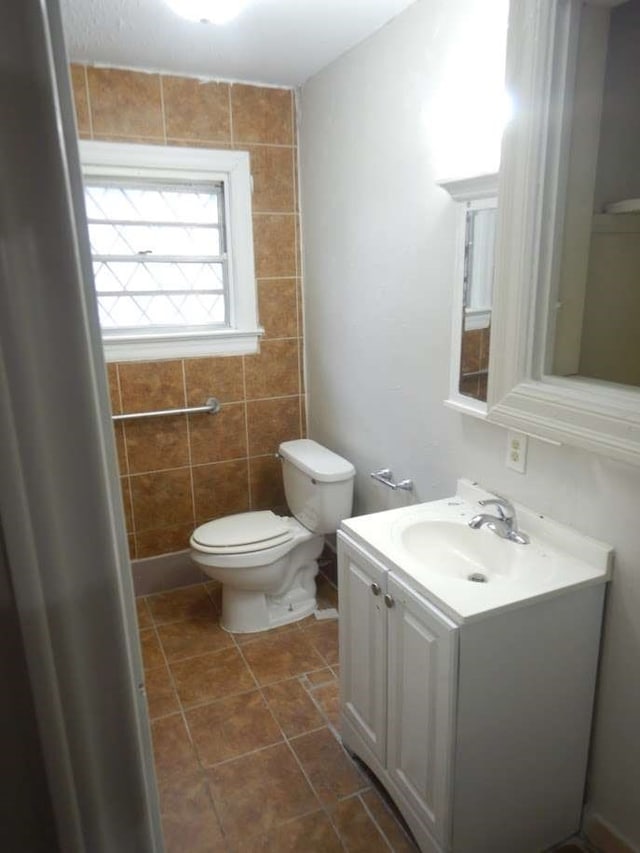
[584,811,639,853]
[132,549,206,596]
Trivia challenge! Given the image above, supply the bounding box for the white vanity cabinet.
[339,535,456,847]
[338,528,607,853]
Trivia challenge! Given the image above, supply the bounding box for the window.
[438,173,498,416]
[79,141,260,361]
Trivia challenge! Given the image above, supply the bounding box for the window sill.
[103,328,264,363]
[443,397,487,419]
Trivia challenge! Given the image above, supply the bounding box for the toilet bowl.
[189,439,355,633]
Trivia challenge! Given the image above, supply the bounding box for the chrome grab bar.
[370,468,414,491]
[112,396,221,422]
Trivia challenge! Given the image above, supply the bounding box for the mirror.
[551,0,640,386]
[440,174,498,416]
[459,204,496,402]
[488,0,640,464]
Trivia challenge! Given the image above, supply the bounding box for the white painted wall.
[299,0,640,847]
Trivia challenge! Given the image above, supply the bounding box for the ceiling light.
[164,0,248,25]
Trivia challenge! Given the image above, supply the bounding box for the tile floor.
[136,576,418,852]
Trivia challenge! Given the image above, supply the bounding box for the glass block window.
[85,179,228,334]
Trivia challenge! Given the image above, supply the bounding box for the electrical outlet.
[506,430,527,473]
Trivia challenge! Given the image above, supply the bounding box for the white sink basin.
[394,519,522,582]
[341,479,613,622]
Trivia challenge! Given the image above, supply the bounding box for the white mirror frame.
[488,0,640,466]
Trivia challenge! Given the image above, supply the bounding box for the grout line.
[255,274,298,280]
[227,85,234,147]
[358,792,397,852]
[180,359,197,532]
[158,75,168,144]
[82,64,94,138]
[142,585,407,852]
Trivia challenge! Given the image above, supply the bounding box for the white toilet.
[189,439,355,634]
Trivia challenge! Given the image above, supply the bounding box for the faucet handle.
[478,496,514,520]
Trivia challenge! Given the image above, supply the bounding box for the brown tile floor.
[136,577,418,852]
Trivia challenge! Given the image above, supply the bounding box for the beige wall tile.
[128,533,137,559]
[192,459,250,523]
[88,67,164,140]
[249,454,286,510]
[120,476,134,532]
[231,84,293,145]
[119,360,185,414]
[124,415,189,474]
[184,356,244,406]
[81,67,303,558]
[189,403,247,465]
[298,338,305,395]
[136,524,194,559]
[106,363,121,414]
[162,76,231,143]
[244,339,299,400]
[246,397,301,456]
[258,279,298,339]
[253,214,297,278]
[70,64,90,135]
[130,468,194,531]
[113,423,128,474]
[247,145,295,212]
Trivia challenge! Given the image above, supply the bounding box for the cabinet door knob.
[370,583,381,596]
[384,593,394,608]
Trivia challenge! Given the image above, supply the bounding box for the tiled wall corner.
[70,64,306,558]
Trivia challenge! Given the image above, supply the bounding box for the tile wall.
[70,65,304,559]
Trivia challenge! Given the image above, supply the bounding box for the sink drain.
[468,572,488,583]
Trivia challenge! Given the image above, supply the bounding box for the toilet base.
[220,560,318,634]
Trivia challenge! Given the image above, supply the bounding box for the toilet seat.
[191,511,294,555]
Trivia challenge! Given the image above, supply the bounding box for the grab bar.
[370,468,414,491]
[112,396,221,422]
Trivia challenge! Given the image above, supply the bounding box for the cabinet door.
[386,573,457,847]
[337,534,387,764]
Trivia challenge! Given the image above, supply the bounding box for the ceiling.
[60,0,418,87]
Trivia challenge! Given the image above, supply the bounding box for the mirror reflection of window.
[459,205,496,402]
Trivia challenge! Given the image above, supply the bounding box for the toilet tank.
[279,439,355,534]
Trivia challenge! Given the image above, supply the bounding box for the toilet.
[189,439,355,633]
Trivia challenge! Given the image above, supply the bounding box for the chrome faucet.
[469,497,529,544]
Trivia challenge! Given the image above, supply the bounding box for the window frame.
[438,172,498,419]
[79,140,261,362]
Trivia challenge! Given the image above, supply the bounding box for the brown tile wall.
[70,65,304,559]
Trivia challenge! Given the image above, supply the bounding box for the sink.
[394,520,518,582]
[392,518,556,584]
[341,480,613,621]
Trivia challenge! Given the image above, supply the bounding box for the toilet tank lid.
[279,439,355,483]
